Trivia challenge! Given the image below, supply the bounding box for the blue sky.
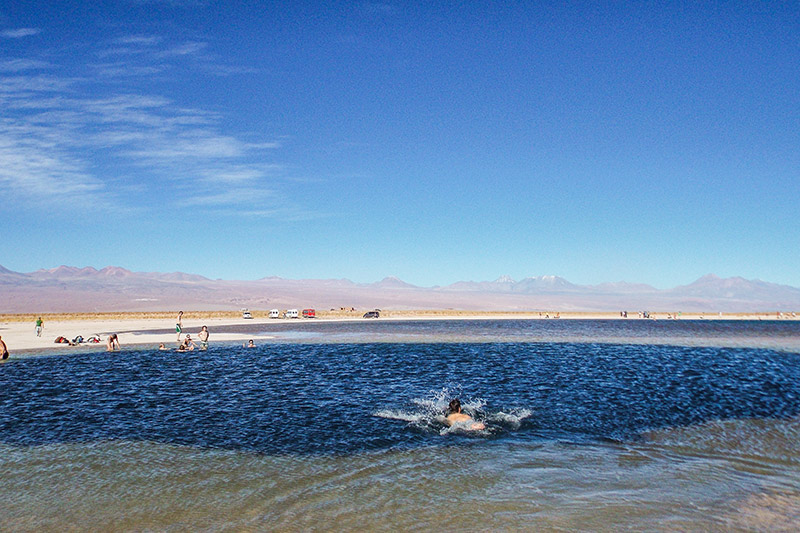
[1,1,798,288]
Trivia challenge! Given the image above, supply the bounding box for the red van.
[302,308,316,318]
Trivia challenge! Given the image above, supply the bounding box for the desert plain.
[2,309,796,354]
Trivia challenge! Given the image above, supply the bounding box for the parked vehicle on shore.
[363,310,380,319]
[302,309,316,318]
[285,309,299,319]
[242,309,253,319]
[269,309,280,319]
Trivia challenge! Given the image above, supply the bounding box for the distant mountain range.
[1,265,799,313]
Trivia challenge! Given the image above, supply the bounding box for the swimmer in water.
[183,335,196,351]
[243,339,255,348]
[445,398,485,431]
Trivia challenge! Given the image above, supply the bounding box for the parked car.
[242,309,253,319]
[269,309,280,319]
[302,308,316,318]
[363,310,380,318]
[285,309,299,319]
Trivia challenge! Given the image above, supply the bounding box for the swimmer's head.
[448,398,462,414]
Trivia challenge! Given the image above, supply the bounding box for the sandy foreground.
[0,310,795,354]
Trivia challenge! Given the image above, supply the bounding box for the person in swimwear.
[176,311,184,342]
[198,325,209,350]
[0,335,9,360]
[183,334,196,351]
[243,339,255,348]
[445,398,485,431]
[106,334,120,352]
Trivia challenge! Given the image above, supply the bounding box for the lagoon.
[2,320,799,530]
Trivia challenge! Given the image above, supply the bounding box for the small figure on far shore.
[244,339,256,348]
[35,316,44,337]
[106,334,120,352]
[445,398,485,431]
[198,325,209,350]
[176,311,184,342]
[0,335,9,360]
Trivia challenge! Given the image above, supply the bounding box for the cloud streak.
[1,28,41,39]
[0,31,288,215]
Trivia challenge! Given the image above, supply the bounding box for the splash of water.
[373,387,530,435]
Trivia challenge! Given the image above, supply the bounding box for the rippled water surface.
[2,320,800,531]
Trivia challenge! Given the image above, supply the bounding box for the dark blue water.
[139,318,800,346]
[2,338,800,455]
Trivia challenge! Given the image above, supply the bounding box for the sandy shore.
[0,310,795,354]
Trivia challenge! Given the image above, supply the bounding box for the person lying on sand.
[445,398,485,431]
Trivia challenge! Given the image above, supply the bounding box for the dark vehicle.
[363,311,380,319]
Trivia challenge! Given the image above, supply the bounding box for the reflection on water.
[1,320,799,530]
[208,318,800,351]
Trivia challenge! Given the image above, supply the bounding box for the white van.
[286,309,299,319]
[242,309,253,319]
[269,309,280,319]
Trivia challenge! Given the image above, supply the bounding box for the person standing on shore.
[0,335,9,360]
[198,325,209,350]
[176,311,184,342]
[35,316,44,337]
[106,334,120,352]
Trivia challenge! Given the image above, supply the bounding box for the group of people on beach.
[13,312,212,355]
[175,312,210,351]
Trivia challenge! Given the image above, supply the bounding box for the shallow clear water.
[2,320,800,531]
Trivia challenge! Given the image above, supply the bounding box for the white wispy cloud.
[199,164,286,184]
[0,123,105,200]
[156,41,207,58]
[90,62,167,77]
[184,187,276,207]
[97,35,166,58]
[0,74,81,94]
[0,58,50,72]
[0,34,285,215]
[1,28,41,39]
[115,35,163,46]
